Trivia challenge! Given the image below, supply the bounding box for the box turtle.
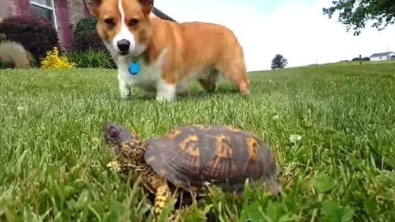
[103,122,281,219]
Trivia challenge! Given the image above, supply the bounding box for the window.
[30,0,58,30]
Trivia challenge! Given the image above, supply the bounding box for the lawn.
[0,62,395,222]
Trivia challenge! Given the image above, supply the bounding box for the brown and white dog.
[86,0,250,101]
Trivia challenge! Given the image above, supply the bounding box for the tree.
[323,0,395,36]
[271,54,288,70]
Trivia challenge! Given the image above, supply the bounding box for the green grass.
[1,63,395,222]
[313,59,395,67]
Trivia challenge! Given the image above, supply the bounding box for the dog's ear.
[85,0,102,16]
[138,0,153,15]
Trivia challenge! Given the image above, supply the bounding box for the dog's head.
[86,0,153,57]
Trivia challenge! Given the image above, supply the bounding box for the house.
[0,0,175,50]
[369,51,395,61]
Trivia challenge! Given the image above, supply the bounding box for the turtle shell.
[144,124,279,194]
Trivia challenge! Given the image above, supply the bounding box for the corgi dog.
[86,0,250,101]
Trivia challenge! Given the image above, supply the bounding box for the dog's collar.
[131,54,144,62]
[128,53,145,75]
[130,50,147,63]
[128,61,140,75]
[128,49,149,75]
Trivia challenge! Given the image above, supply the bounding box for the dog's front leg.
[156,79,176,102]
[116,57,133,100]
[117,71,132,99]
[118,79,131,99]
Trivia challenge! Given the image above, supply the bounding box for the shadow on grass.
[112,86,241,102]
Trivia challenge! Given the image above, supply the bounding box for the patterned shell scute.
[144,125,277,193]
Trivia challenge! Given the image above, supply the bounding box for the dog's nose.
[117,39,130,53]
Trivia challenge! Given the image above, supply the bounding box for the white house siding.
[370,53,395,61]
[370,56,386,61]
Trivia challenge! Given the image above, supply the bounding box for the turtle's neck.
[116,135,149,173]
[134,140,149,172]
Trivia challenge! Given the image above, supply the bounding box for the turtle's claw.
[107,161,121,172]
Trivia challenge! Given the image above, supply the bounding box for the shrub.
[0,15,60,67]
[0,41,32,69]
[71,31,116,68]
[72,31,106,52]
[0,33,6,43]
[71,16,116,68]
[72,16,108,53]
[41,47,76,69]
[27,52,36,68]
[73,16,98,39]
[66,49,116,69]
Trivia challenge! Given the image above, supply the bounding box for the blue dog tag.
[128,61,140,75]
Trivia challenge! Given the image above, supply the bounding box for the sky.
[154,0,395,71]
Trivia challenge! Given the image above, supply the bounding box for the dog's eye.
[104,18,116,28]
[128,19,139,26]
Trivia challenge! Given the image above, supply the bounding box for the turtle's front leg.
[107,161,121,172]
[154,183,173,220]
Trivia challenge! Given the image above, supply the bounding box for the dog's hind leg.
[215,57,250,95]
[198,68,220,93]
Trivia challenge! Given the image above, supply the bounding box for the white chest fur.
[115,48,177,101]
[118,58,161,90]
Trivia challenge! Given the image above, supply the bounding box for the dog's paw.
[119,88,131,100]
[155,96,175,102]
[120,93,131,100]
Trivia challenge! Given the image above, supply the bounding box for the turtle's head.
[104,122,147,169]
